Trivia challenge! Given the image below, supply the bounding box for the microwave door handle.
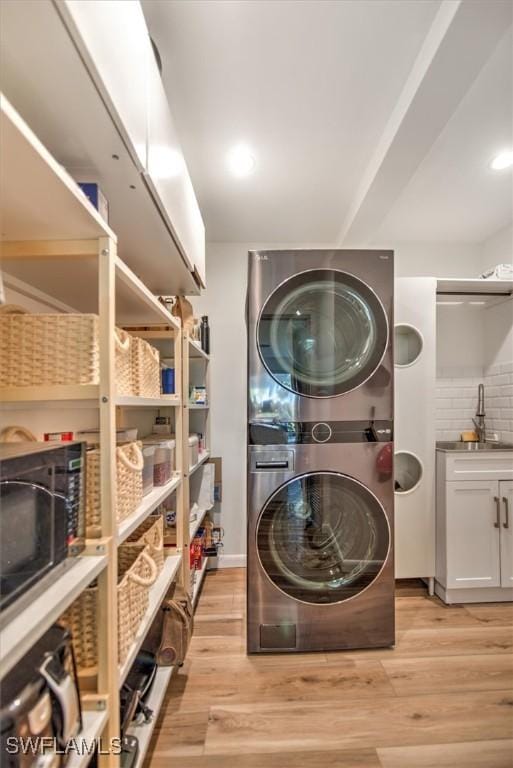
[39,655,81,743]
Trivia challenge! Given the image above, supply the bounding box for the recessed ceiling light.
[491,150,513,170]
[227,144,255,177]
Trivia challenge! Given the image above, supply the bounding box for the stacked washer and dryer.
[247,250,395,653]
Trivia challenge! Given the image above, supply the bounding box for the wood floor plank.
[148,571,513,764]
[325,624,513,661]
[149,748,381,768]
[378,739,513,768]
[192,617,244,637]
[203,690,513,755]
[464,603,513,627]
[148,708,210,757]
[188,634,245,660]
[382,653,513,696]
[166,658,395,711]
[395,597,484,630]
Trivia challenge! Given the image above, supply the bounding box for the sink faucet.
[472,383,486,443]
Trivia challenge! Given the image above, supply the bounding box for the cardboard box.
[209,456,222,502]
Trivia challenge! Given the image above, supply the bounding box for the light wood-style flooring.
[147,569,513,767]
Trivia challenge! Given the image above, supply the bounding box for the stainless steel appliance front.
[247,249,394,654]
[247,441,394,652]
[0,441,85,623]
[248,249,394,424]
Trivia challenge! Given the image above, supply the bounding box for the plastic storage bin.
[189,435,199,468]
[142,445,156,496]
[143,437,175,486]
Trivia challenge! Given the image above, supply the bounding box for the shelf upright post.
[173,327,185,580]
[181,330,192,592]
[97,236,120,767]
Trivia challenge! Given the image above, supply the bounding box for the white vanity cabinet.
[436,450,513,603]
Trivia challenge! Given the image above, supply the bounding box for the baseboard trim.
[435,580,513,604]
[216,554,247,569]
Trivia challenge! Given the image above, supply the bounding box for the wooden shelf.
[115,395,180,408]
[188,450,211,477]
[0,384,100,403]
[0,94,114,243]
[190,507,208,540]
[0,555,107,678]
[192,557,208,608]
[437,277,513,295]
[119,554,182,686]
[188,339,210,360]
[67,708,109,768]
[126,666,175,768]
[117,475,181,544]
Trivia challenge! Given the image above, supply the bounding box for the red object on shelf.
[44,431,74,442]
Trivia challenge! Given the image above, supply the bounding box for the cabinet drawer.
[445,452,513,481]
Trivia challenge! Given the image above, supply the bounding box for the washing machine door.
[257,269,388,398]
[256,472,390,604]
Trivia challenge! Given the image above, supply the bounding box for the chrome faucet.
[472,383,486,443]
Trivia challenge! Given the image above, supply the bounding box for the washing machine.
[247,428,394,653]
[248,249,393,428]
[246,249,395,653]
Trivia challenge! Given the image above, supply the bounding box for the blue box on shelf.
[78,182,109,223]
[162,368,175,394]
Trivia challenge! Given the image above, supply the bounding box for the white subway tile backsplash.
[434,363,513,443]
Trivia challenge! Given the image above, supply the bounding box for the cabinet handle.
[494,496,501,528]
[503,496,510,529]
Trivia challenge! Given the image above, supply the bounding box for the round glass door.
[257,269,388,397]
[257,472,390,604]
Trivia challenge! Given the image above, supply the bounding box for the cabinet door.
[146,55,206,283]
[500,480,513,588]
[446,481,500,589]
[63,0,149,169]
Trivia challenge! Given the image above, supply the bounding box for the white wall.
[481,223,513,273]
[192,240,487,558]
[434,302,485,441]
[391,242,483,278]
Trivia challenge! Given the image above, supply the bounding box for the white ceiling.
[143,0,513,245]
[378,27,513,243]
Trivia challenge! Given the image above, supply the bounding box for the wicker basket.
[60,545,158,667]
[86,441,143,536]
[125,515,164,572]
[0,306,132,394]
[131,336,160,398]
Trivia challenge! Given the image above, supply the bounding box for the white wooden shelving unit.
[0,94,200,768]
[119,554,182,686]
[181,330,212,598]
[125,666,175,768]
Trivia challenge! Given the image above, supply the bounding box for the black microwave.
[0,442,85,622]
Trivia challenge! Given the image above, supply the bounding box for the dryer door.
[256,472,390,604]
[257,269,388,398]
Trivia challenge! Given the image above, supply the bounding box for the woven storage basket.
[125,515,164,572]
[131,336,160,398]
[0,306,132,394]
[86,441,143,536]
[60,545,157,667]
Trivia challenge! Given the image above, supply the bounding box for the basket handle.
[116,442,144,472]
[148,344,159,362]
[0,425,38,442]
[151,524,164,552]
[0,304,29,315]
[128,550,158,587]
[114,328,131,352]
